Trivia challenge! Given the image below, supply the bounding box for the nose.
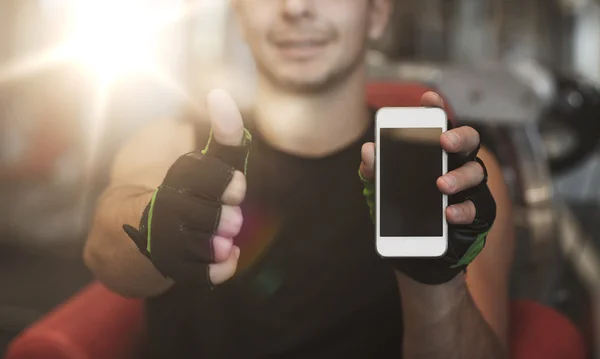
[281,0,315,19]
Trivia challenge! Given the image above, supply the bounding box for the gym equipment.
[539,72,600,174]
[3,83,588,359]
[367,58,600,357]
[368,60,558,297]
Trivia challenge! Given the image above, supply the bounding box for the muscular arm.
[83,118,196,298]
[398,148,514,359]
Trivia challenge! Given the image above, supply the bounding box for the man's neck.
[252,67,371,158]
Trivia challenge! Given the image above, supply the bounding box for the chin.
[271,66,343,93]
[278,77,333,93]
[257,55,356,94]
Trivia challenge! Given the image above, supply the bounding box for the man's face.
[232,0,390,93]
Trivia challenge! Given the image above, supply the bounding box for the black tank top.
[144,112,404,359]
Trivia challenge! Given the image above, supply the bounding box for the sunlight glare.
[67,1,157,82]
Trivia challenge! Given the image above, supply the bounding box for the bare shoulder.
[109,118,198,189]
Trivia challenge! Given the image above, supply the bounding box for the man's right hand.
[123,89,250,289]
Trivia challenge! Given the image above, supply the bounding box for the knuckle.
[461,125,475,135]
[465,202,476,220]
[475,162,485,180]
[464,162,484,184]
[222,171,247,204]
[469,200,476,211]
[457,126,478,143]
[468,160,483,177]
[451,170,466,189]
[231,206,244,230]
[225,206,243,232]
[231,170,247,192]
[466,128,480,144]
[211,235,233,263]
[455,167,468,181]
[458,162,482,185]
[458,204,469,218]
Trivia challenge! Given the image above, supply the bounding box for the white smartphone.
[375,107,448,258]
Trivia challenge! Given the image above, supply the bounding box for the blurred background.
[0,0,599,357]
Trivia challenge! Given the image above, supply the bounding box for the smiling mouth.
[273,39,329,59]
[276,38,328,46]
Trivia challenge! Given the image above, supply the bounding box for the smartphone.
[375,107,448,257]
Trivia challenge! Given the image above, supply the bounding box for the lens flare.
[235,203,286,298]
[65,1,157,82]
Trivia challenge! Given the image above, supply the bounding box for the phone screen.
[379,127,443,237]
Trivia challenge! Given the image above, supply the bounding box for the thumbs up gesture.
[123,89,251,288]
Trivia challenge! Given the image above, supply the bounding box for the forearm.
[397,272,506,359]
[84,185,174,298]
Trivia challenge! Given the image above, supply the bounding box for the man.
[84,1,514,358]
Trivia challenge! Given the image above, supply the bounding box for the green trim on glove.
[146,189,159,253]
[358,168,490,270]
[358,168,375,222]
[201,128,253,175]
[450,229,489,268]
[200,131,211,155]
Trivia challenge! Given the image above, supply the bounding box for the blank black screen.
[379,128,443,236]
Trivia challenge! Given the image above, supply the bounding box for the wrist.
[395,269,466,289]
[396,271,467,306]
[395,270,467,315]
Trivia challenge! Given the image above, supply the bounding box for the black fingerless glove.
[123,129,252,288]
[360,137,496,285]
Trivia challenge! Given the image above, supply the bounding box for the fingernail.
[234,246,241,259]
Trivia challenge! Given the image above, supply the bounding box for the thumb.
[359,142,375,182]
[209,246,240,285]
[206,89,245,146]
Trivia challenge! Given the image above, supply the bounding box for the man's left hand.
[359,91,497,285]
